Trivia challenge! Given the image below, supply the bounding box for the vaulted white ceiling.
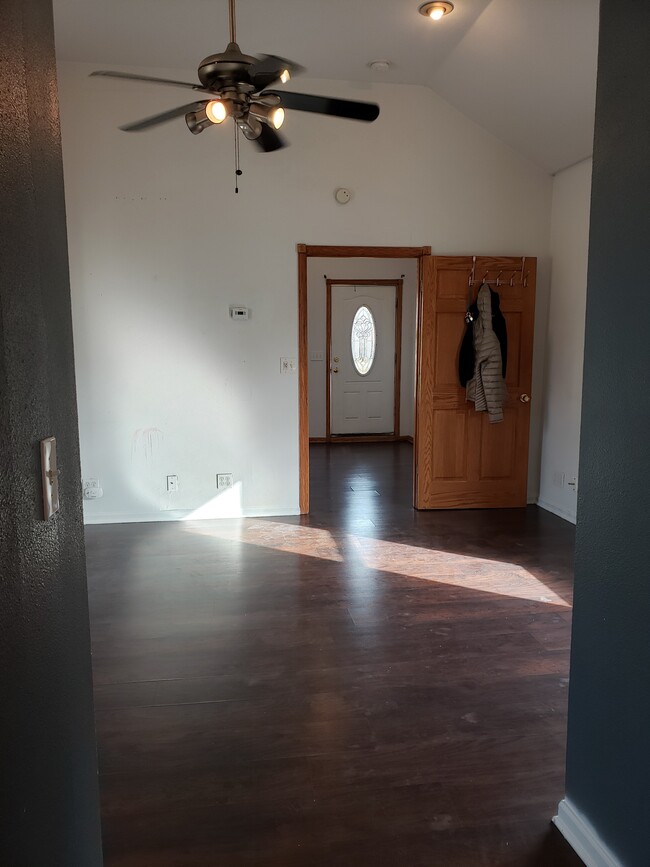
[52,0,600,173]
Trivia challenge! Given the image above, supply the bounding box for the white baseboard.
[536,496,577,524]
[553,798,621,867]
[83,507,301,525]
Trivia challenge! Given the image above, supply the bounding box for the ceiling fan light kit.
[237,115,263,141]
[185,106,214,135]
[90,0,380,191]
[205,99,228,124]
[419,2,454,21]
[250,102,285,129]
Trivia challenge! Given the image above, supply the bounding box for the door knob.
[331,367,339,374]
[519,394,531,403]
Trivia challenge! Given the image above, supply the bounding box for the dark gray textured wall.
[566,1,650,865]
[0,1,103,864]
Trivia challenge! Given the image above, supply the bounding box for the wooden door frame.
[325,278,403,441]
[298,244,432,514]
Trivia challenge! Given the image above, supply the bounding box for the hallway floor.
[88,443,582,865]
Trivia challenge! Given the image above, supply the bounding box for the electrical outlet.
[567,477,578,492]
[83,478,104,499]
[167,474,179,492]
[217,473,234,490]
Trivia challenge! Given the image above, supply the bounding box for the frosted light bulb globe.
[206,100,227,124]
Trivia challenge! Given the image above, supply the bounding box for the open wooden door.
[415,255,536,509]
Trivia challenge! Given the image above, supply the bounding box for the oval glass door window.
[351,305,376,376]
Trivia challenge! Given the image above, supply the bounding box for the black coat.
[458,285,507,387]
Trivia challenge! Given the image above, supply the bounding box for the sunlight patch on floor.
[183,519,569,607]
[185,519,344,562]
[350,533,569,606]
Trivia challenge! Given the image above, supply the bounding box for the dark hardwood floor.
[87,442,583,866]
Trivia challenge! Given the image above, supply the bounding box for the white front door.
[330,284,396,435]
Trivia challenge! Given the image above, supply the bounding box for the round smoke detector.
[335,188,352,204]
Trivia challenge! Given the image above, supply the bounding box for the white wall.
[538,159,592,522]
[307,258,418,439]
[57,62,553,522]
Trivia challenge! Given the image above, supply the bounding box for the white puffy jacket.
[466,284,508,423]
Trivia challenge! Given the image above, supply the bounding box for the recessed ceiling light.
[419,2,454,21]
[369,60,392,72]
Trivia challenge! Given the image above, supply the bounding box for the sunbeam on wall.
[185,482,244,520]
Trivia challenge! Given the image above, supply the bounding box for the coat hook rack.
[468,256,477,287]
[468,256,529,288]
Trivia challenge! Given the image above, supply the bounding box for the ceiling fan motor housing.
[198,43,257,89]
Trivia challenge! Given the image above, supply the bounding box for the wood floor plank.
[88,443,581,865]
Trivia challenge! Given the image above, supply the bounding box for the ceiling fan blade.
[251,124,287,153]
[119,101,209,132]
[91,70,211,93]
[262,90,380,122]
[249,55,305,91]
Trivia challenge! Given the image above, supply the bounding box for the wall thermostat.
[230,306,249,320]
[335,188,352,204]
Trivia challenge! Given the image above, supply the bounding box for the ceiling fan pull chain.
[234,122,243,194]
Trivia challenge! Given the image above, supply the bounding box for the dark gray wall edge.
[563,1,650,866]
[0,0,103,864]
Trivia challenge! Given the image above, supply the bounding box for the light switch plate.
[41,436,60,520]
[281,358,297,374]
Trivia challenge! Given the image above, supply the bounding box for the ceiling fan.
[90,0,380,156]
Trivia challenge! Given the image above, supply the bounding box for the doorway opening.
[326,279,403,442]
[298,245,432,514]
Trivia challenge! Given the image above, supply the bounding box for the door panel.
[479,410,517,480]
[505,313,522,386]
[330,284,397,435]
[437,266,471,300]
[342,390,360,421]
[415,256,536,509]
[431,410,470,480]
[435,313,467,387]
[367,390,383,419]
